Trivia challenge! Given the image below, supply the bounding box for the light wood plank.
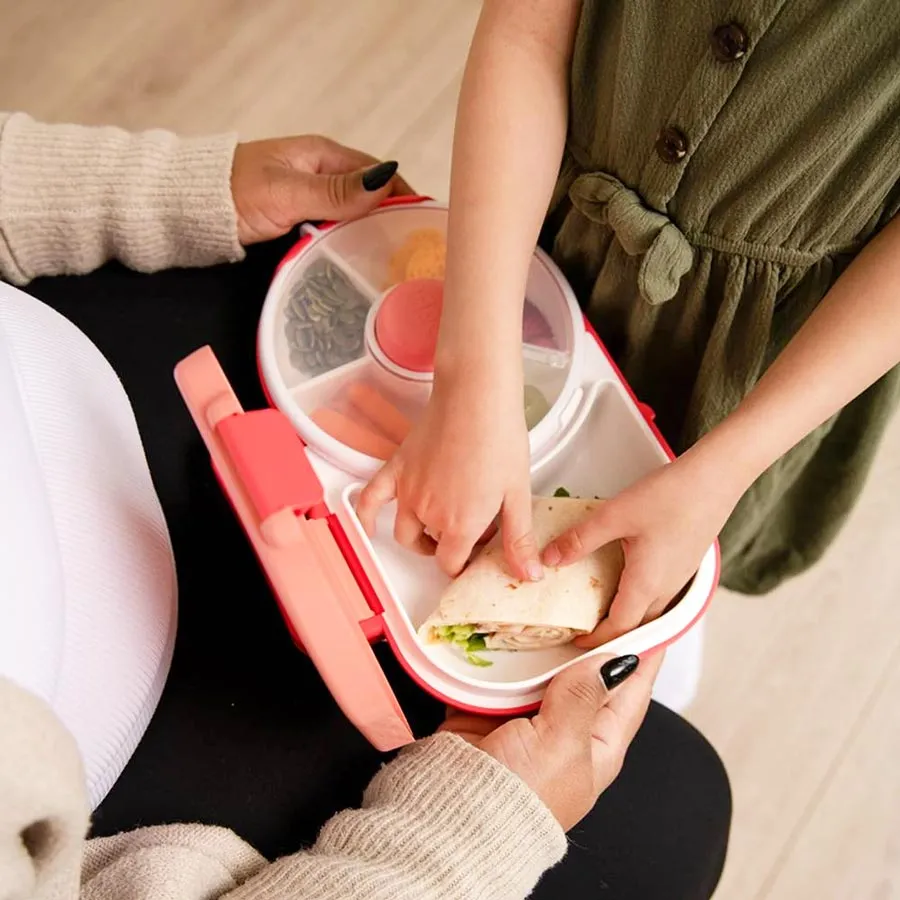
[687,409,900,899]
[763,645,900,899]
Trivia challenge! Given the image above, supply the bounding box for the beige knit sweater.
[0,114,567,899]
[0,111,245,284]
[0,678,565,900]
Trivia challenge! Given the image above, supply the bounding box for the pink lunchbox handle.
[174,347,414,751]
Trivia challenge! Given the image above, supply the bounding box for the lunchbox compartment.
[338,377,716,707]
[259,201,586,477]
[269,248,380,392]
[302,205,448,291]
[289,357,431,468]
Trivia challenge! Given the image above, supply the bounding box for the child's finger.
[477,520,499,545]
[435,528,481,578]
[356,465,397,537]
[542,505,619,567]
[574,566,658,648]
[502,489,542,582]
[394,508,437,556]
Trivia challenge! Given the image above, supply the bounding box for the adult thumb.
[537,656,609,737]
[296,161,398,221]
[538,654,640,737]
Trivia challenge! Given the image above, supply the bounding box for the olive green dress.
[541,0,900,594]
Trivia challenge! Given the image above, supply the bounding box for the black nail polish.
[362,161,399,191]
[601,655,639,689]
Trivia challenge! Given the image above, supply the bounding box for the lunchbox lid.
[174,346,414,751]
[256,198,583,479]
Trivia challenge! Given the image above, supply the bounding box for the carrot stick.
[345,382,413,444]
[310,408,398,460]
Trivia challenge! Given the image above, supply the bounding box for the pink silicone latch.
[217,410,326,521]
[374,278,443,372]
[174,346,413,751]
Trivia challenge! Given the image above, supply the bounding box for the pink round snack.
[374,278,443,373]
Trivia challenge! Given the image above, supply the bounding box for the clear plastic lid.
[259,202,580,472]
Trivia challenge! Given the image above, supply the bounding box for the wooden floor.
[4,1,898,896]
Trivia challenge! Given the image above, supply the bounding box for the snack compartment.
[259,201,585,473]
[290,357,430,468]
[267,246,379,392]
[302,204,450,292]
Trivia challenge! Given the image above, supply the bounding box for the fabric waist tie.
[568,170,693,306]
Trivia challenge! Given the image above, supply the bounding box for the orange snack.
[388,228,446,284]
[345,382,413,445]
[310,408,399,460]
[405,240,446,280]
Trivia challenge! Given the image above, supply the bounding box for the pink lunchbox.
[174,197,719,751]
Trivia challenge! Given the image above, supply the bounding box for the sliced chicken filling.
[431,622,582,664]
[484,625,579,650]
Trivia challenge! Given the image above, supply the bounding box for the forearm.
[78,735,565,900]
[222,735,565,900]
[0,112,244,285]
[688,214,900,490]
[435,0,581,386]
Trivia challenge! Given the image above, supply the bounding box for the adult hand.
[356,372,539,580]
[542,450,739,648]
[231,135,413,244]
[442,651,660,831]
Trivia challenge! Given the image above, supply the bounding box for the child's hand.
[542,454,740,647]
[357,378,540,581]
[232,136,412,245]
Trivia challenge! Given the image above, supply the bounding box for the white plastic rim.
[257,202,585,479]
[341,480,717,711]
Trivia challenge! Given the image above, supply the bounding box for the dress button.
[656,126,689,164]
[712,23,748,62]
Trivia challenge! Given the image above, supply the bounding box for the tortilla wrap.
[419,496,624,658]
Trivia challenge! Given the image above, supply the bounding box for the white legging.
[0,282,177,809]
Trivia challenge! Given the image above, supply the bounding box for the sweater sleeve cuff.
[0,112,245,284]
[230,733,567,900]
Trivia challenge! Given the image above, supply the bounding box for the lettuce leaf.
[434,625,493,666]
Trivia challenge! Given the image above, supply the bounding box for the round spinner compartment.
[257,201,584,478]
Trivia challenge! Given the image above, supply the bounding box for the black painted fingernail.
[362,161,399,191]
[600,655,639,689]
